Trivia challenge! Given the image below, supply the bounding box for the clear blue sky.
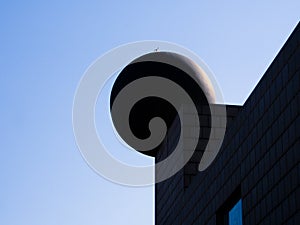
[0,1,299,225]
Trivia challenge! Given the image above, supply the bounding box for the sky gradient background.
[1,1,300,225]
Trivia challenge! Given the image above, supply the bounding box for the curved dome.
[130,51,216,104]
[110,51,215,158]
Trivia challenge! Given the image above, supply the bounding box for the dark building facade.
[155,23,300,225]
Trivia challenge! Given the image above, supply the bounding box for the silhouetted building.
[155,23,300,225]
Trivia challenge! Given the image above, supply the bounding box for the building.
[155,23,300,225]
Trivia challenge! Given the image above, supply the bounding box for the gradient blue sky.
[1,1,299,225]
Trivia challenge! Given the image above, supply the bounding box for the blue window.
[229,199,243,225]
[216,188,243,225]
